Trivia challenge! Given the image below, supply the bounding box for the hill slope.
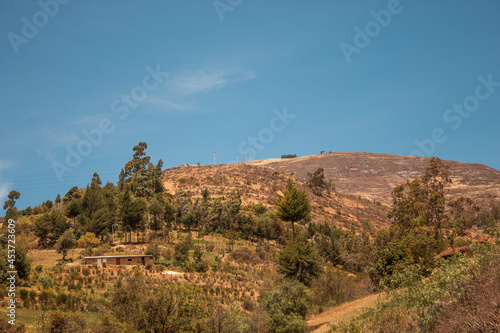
[161,163,390,233]
[248,152,500,206]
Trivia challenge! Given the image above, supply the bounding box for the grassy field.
[28,249,72,269]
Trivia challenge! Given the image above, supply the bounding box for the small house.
[84,255,152,266]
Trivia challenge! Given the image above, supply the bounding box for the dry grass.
[433,255,500,332]
[28,249,77,269]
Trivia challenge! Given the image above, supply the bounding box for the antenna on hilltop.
[236,154,239,163]
[213,152,216,165]
[245,152,247,162]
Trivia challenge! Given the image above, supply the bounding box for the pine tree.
[78,173,116,238]
[277,234,321,286]
[275,180,311,240]
[119,187,146,243]
[34,210,69,247]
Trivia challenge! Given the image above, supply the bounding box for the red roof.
[434,245,470,259]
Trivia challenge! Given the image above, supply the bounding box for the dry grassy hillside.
[249,152,500,206]
[161,163,390,233]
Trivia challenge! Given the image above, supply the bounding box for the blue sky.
[1,0,499,211]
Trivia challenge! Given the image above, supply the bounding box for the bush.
[0,316,26,332]
[253,203,267,215]
[38,274,52,289]
[78,232,100,249]
[146,243,161,261]
[311,266,373,308]
[259,279,312,333]
[48,310,86,333]
[229,248,261,265]
[174,235,192,267]
[433,253,500,332]
[82,266,90,276]
[370,248,487,331]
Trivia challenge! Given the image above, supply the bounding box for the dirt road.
[307,293,385,332]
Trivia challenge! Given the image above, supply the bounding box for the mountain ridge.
[247,152,500,206]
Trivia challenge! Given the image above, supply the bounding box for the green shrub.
[259,279,311,333]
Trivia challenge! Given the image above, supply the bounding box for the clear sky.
[1,0,499,211]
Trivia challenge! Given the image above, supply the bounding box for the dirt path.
[307,293,385,332]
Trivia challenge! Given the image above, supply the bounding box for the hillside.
[248,152,500,206]
[161,163,390,233]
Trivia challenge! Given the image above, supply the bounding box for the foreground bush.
[343,244,498,332]
[433,253,500,332]
[259,279,312,333]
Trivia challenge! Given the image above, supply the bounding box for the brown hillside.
[161,163,390,233]
[248,152,500,206]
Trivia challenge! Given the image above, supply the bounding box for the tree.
[55,229,76,260]
[3,190,20,210]
[149,198,165,233]
[152,159,165,194]
[202,187,210,203]
[78,173,116,238]
[55,194,62,209]
[388,157,452,234]
[277,234,321,286]
[118,187,146,242]
[63,186,84,203]
[64,198,82,226]
[174,234,192,267]
[306,167,332,195]
[34,210,69,247]
[374,158,457,283]
[3,190,21,222]
[174,242,190,267]
[447,196,480,249]
[275,180,311,239]
[77,232,100,249]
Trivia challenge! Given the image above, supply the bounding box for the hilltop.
[161,163,390,233]
[248,152,500,206]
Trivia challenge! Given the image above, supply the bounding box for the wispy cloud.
[144,98,192,111]
[35,148,57,162]
[0,159,13,203]
[0,159,13,170]
[0,183,10,202]
[68,114,110,126]
[41,127,80,146]
[170,68,257,95]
